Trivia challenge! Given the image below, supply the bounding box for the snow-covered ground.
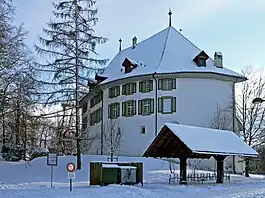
[0,155,265,197]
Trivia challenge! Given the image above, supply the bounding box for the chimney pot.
[132,36,137,49]
[214,52,223,68]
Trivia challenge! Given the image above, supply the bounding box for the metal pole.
[51,166,53,188]
[232,81,236,174]
[70,179,72,191]
[74,0,81,170]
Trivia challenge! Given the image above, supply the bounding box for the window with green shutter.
[90,108,102,125]
[108,103,120,119]
[90,93,102,108]
[108,86,120,98]
[122,83,137,95]
[122,100,136,117]
[158,96,176,114]
[138,98,154,115]
[82,102,88,114]
[158,78,176,91]
[82,116,87,130]
[139,80,153,93]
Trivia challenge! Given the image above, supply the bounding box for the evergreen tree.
[34,0,108,169]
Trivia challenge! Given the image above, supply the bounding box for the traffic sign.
[47,153,58,166]
[66,162,76,172]
[68,172,75,179]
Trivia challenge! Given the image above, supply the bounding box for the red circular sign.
[66,162,76,172]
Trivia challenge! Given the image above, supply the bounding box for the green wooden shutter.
[133,83,136,93]
[133,100,136,115]
[158,79,163,90]
[117,86,120,96]
[172,79,176,89]
[158,98,162,113]
[172,97,176,112]
[138,100,142,115]
[108,105,111,118]
[150,98,154,114]
[108,88,112,98]
[149,80,153,91]
[122,84,126,95]
[99,109,101,122]
[139,82,143,92]
[117,103,120,117]
[122,102,126,116]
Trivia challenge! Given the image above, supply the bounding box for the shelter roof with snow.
[143,123,258,159]
[99,26,246,85]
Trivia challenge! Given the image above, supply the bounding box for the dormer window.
[198,57,206,67]
[122,57,138,74]
[193,51,209,67]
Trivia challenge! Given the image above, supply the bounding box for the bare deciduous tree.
[236,66,265,177]
[103,119,122,162]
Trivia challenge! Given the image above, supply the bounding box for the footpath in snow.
[0,155,265,198]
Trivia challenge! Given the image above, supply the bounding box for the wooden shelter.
[143,123,258,184]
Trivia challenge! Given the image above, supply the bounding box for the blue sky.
[13,0,265,74]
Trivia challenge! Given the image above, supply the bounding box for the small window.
[139,80,153,93]
[141,126,146,134]
[90,108,102,126]
[109,86,120,98]
[158,97,176,114]
[82,116,87,130]
[90,93,102,108]
[122,83,136,95]
[122,100,136,117]
[193,51,209,67]
[138,98,154,115]
[162,98,172,113]
[82,102,88,114]
[108,103,120,119]
[198,58,206,67]
[158,79,176,91]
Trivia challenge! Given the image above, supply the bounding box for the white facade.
[82,75,235,156]
[80,25,247,172]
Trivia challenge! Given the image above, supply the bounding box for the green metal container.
[101,164,119,185]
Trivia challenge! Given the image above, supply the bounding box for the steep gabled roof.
[100,26,246,84]
[143,123,258,158]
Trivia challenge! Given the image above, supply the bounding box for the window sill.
[160,111,174,114]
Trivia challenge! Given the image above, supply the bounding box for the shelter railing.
[169,172,230,184]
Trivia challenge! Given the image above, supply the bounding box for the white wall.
[84,76,234,157]
[157,78,233,129]
[82,99,101,155]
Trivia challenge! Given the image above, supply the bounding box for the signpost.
[66,162,76,191]
[47,153,58,188]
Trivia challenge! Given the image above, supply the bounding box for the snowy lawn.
[0,155,265,197]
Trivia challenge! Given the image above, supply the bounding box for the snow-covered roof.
[100,26,246,84]
[165,123,258,157]
[102,164,120,168]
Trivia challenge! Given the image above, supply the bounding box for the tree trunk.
[232,156,236,174]
[245,158,250,177]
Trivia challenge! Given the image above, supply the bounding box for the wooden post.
[179,157,187,185]
[214,155,226,183]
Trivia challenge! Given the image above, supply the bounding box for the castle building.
[80,13,246,172]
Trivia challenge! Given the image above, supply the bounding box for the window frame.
[139,80,153,93]
[122,83,137,95]
[90,93,102,108]
[158,78,176,91]
[158,96,176,114]
[122,100,136,117]
[108,102,120,119]
[109,86,120,98]
[90,108,102,126]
